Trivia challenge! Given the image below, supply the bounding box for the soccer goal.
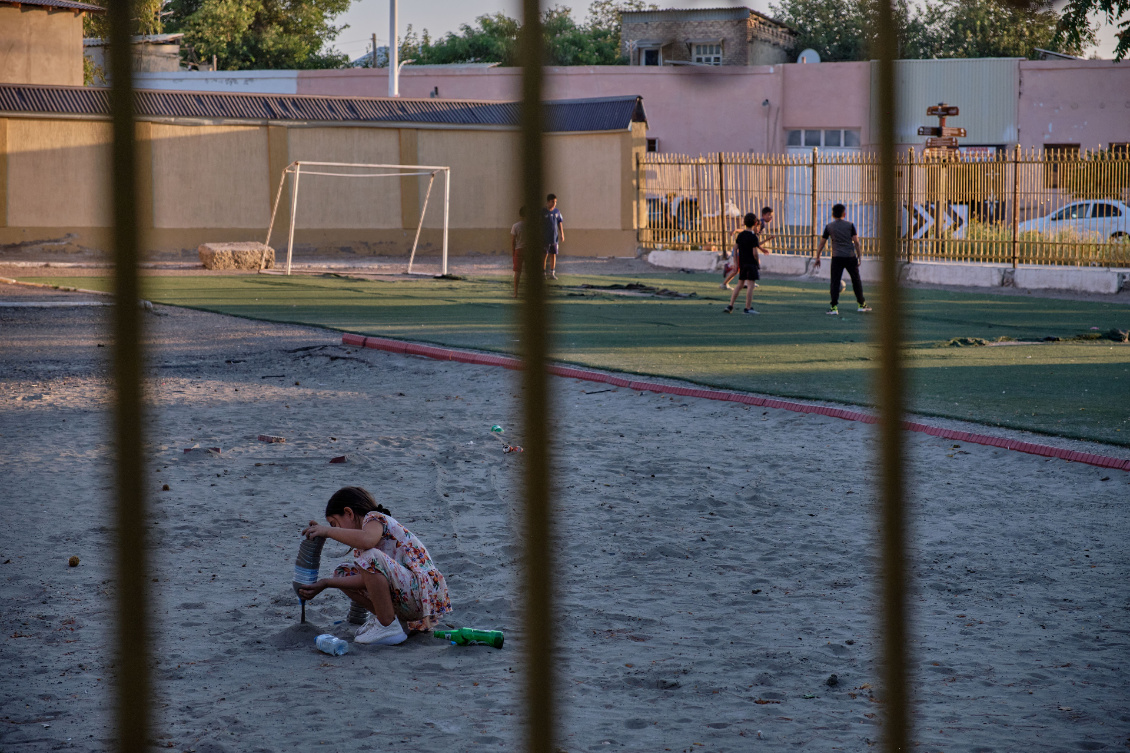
[264,161,450,276]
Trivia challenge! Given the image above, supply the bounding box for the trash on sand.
[259,435,286,443]
[491,424,503,434]
[329,456,347,464]
[503,444,524,454]
[68,556,80,567]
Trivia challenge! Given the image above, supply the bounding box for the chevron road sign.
[900,203,969,239]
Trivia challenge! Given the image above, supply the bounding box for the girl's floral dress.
[333,511,451,632]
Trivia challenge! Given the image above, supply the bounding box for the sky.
[330,0,1123,63]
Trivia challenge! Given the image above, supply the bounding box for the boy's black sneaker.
[744,308,759,315]
[723,305,733,314]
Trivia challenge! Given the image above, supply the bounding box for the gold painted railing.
[638,148,1130,267]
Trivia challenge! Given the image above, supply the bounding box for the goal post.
[264,161,451,276]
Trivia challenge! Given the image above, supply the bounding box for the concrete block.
[646,249,719,271]
[906,261,1006,288]
[198,242,275,270]
[758,254,809,276]
[1014,266,1123,294]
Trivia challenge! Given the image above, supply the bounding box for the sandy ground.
[1,280,1128,753]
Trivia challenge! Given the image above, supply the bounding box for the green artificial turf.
[22,272,1130,446]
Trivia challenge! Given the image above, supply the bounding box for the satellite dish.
[797,49,821,64]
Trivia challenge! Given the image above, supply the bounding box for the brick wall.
[622,15,795,66]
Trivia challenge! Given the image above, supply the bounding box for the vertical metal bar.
[107,0,151,750]
[906,150,915,263]
[635,153,642,246]
[873,2,910,752]
[1011,144,1020,269]
[811,147,819,253]
[388,0,399,97]
[518,0,553,751]
[442,168,450,276]
[286,164,300,275]
[717,154,726,251]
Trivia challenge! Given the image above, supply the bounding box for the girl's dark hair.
[326,486,390,519]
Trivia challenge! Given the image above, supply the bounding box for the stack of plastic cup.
[292,536,325,598]
[347,601,368,625]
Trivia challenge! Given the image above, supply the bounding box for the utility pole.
[371,33,377,68]
[388,0,399,97]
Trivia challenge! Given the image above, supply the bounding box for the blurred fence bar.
[106,0,152,750]
[518,0,555,751]
[638,148,1130,266]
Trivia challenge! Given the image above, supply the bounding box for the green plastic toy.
[434,627,505,649]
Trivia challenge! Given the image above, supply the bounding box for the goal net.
[264,161,451,275]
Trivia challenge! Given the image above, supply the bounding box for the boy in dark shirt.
[723,213,762,315]
[814,203,871,315]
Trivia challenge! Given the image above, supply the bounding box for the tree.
[401,13,520,66]
[164,0,352,70]
[400,2,657,67]
[1052,0,1127,60]
[80,0,166,83]
[769,0,925,61]
[770,0,1095,60]
[917,0,1088,59]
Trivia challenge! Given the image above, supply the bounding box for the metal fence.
[638,148,1130,267]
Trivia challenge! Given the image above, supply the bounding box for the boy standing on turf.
[814,203,871,315]
[510,207,526,298]
[723,213,761,315]
[543,194,565,281]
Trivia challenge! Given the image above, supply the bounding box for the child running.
[298,486,451,645]
[723,213,762,315]
[720,206,773,290]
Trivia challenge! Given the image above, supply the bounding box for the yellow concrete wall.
[151,123,270,229]
[286,127,402,229]
[6,118,112,227]
[1,117,638,257]
[416,129,521,228]
[546,132,624,230]
[0,7,85,87]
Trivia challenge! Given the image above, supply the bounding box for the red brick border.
[344,334,1130,473]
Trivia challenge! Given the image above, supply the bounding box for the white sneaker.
[549,271,558,280]
[354,614,407,645]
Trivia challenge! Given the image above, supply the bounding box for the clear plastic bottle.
[315,634,349,656]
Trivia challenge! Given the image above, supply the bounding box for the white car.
[1017,200,1130,241]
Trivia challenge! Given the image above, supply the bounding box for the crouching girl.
[298,486,451,645]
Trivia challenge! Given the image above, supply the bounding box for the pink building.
[293,58,1128,156]
[133,58,1130,157]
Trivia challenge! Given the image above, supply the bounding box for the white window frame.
[785,128,862,151]
[692,42,723,65]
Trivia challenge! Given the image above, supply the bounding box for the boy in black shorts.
[723,213,761,315]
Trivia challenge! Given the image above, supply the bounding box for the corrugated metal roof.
[0,84,646,132]
[0,0,104,11]
[871,58,1019,145]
